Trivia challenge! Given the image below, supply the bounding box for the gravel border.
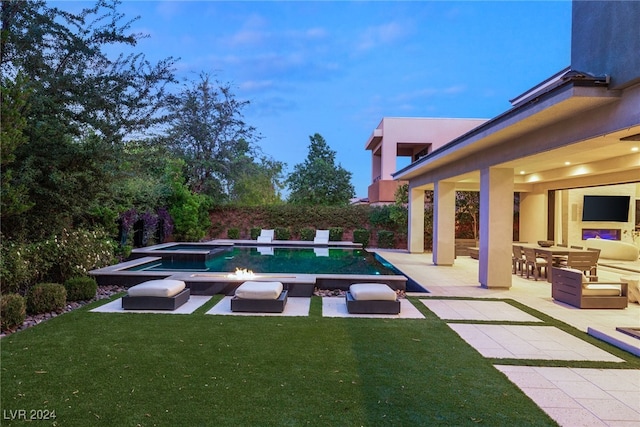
[1,285,126,338]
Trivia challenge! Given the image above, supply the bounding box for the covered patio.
[392,1,640,292]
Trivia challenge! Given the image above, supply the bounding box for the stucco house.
[365,117,486,205]
[385,0,640,289]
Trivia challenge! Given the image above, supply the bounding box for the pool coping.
[129,240,364,262]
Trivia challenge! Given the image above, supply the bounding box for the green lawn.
[2,295,635,426]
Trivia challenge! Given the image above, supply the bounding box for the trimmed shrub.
[329,227,343,242]
[64,277,97,302]
[26,283,67,314]
[1,293,26,331]
[377,230,395,248]
[353,229,370,248]
[300,228,315,241]
[275,227,291,240]
[250,227,261,240]
[227,228,240,239]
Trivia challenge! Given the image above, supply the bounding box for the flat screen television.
[581,195,630,222]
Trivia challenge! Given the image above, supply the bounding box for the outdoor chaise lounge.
[231,281,288,313]
[314,229,330,245]
[122,279,190,310]
[257,229,274,243]
[346,283,400,314]
[551,267,628,309]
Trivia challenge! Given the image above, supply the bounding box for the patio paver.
[321,297,424,319]
[448,324,624,362]
[205,296,311,317]
[91,295,211,314]
[420,299,542,322]
[496,365,640,426]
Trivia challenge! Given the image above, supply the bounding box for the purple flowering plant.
[157,207,174,238]
[119,208,138,233]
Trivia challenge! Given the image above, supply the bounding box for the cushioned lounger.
[231,281,288,313]
[122,279,190,310]
[346,283,400,314]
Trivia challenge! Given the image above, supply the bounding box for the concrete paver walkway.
[375,250,640,426]
[496,366,640,427]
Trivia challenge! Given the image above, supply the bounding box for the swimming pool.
[90,241,425,295]
[127,246,397,276]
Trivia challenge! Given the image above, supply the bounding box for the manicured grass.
[4,295,621,426]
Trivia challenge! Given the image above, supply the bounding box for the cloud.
[240,80,276,92]
[355,21,409,51]
[229,29,271,46]
[225,13,329,49]
[442,85,467,94]
[154,1,185,20]
[249,95,298,118]
[304,27,329,39]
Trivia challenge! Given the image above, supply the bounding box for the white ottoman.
[346,283,400,314]
[122,279,190,310]
[231,281,287,313]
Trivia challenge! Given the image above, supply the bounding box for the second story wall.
[571,1,640,89]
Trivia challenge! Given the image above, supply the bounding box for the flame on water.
[227,268,256,280]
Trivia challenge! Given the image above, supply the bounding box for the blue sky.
[57,1,572,198]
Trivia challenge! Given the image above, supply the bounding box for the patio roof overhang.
[393,69,640,192]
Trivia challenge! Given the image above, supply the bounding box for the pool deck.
[374,249,640,356]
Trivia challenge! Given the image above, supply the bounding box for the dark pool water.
[128,246,398,276]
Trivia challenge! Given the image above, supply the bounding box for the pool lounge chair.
[314,229,330,245]
[122,279,190,310]
[346,283,400,314]
[231,281,288,313]
[257,229,274,243]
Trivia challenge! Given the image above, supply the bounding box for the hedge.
[1,293,26,331]
[64,277,98,302]
[26,283,67,314]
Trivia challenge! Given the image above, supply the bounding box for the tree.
[0,0,177,239]
[161,73,284,203]
[1,0,177,142]
[456,191,480,239]
[227,155,285,205]
[286,133,355,206]
[0,72,33,221]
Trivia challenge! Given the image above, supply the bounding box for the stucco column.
[479,167,514,288]
[381,141,397,180]
[433,181,456,265]
[408,186,425,253]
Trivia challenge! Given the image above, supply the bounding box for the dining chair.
[522,247,548,280]
[566,250,600,281]
[571,245,584,250]
[512,245,525,275]
[552,244,569,266]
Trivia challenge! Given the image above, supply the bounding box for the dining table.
[517,243,592,282]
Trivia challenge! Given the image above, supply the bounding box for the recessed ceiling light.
[564,161,571,165]
[632,147,639,152]
[520,171,525,175]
